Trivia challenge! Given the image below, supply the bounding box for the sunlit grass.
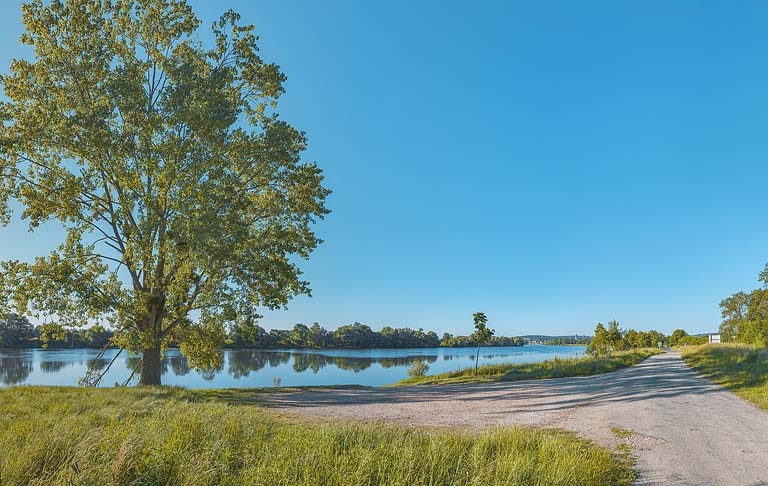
[0,386,635,485]
[395,349,662,386]
[681,343,768,411]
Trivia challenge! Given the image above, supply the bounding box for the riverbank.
[0,386,634,485]
[395,348,661,385]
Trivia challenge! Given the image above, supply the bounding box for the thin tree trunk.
[475,346,480,375]
[139,343,162,386]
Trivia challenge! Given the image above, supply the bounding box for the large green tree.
[586,322,609,357]
[719,264,768,346]
[0,0,330,385]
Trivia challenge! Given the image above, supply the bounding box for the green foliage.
[0,1,329,384]
[587,323,610,357]
[676,334,708,346]
[472,312,494,375]
[681,344,768,411]
[407,359,429,377]
[0,387,635,485]
[719,265,768,345]
[229,322,523,350]
[538,335,590,345]
[472,312,494,345]
[440,332,524,347]
[333,322,377,348]
[587,322,678,357]
[397,349,661,386]
[588,320,634,357]
[668,329,688,347]
[0,313,34,347]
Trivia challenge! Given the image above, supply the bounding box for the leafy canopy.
[472,312,494,345]
[0,0,330,377]
[719,263,768,345]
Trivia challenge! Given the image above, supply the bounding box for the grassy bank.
[396,349,662,386]
[681,343,768,411]
[0,387,634,485]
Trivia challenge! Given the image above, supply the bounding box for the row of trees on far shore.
[1,317,525,350]
[226,322,524,349]
[0,315,115,349]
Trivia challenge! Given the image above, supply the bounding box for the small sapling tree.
[472,312,494,375]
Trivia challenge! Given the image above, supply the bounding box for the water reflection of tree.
[291,352,311,373]
[200,365,221,381]
[331,357,372,373]
[222,350,451,381]
[168,355,191,377]
[39,359,71,374]
[0,355,33,385]
[126,355,168,376]
[379,355,438,369]
[227,350,290,379]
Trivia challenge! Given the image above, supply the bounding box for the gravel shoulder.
[259,352,768,485]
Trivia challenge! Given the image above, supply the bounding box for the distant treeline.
[0,315,114,349]
[544,337,590,345]
[1,316,525,350]
[524,336,591,345]
[229,322,525,349]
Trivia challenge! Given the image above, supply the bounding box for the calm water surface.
[0,345,586,388]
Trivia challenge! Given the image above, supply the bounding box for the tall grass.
[396,349,661,386]
[681,343,768,411]
[0,386,634,485]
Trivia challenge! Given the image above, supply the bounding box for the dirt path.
[260,352,768,485]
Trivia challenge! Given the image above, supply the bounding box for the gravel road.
[260,352,768,485]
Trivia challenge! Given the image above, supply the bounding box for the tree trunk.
[139,343,162,386]
[475,346,480,376]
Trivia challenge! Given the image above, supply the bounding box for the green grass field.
[395,349,661,386]
[0,386,635,485]
[681,343,768,411]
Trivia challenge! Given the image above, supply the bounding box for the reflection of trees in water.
[291,352,313,373]
[379,355,438,369]
[39,359,71,374]
[226,351,444,378]
[125,355,169,376]
[265,352,290,368]
[331,356,371,373]
[200,363,223,381]
[228,350,290,379]
[126,352,221,380]
[168,355,191,377]
[0,355,33,385]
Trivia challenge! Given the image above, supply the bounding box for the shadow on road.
[251,353,723,413]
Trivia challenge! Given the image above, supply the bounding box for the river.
[0,345,586,388]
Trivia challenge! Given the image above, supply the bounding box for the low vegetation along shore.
[0,387,635,486]
[681,343,768,411]
[396,349,661,386]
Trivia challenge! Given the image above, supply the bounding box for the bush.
[407,359,429,377]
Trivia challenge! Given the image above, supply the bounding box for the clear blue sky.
[1,1,768,336]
